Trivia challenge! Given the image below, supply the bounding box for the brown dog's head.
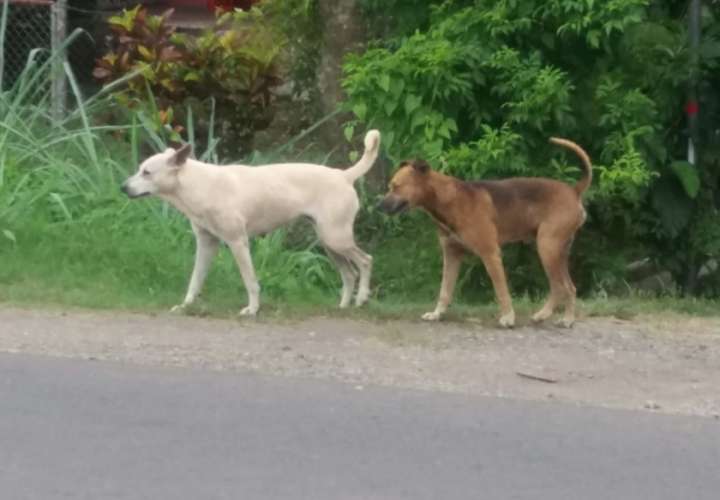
[377,159,432,215]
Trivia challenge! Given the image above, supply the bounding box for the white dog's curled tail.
[343,129,381,183]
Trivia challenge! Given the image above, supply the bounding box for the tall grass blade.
[64,61,98,166]
[130,114,139,168]
[0,0,9,89]
[186,103,195,149]
[202,97,218,163]
[67,66,146,121]
[49,192,72,221]
[9,28,85,110]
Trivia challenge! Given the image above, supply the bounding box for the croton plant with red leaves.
[206,0,261,11]
[94,4,282,151]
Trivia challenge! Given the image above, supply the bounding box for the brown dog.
[377,138,592,328]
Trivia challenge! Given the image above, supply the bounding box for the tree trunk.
[316,0,380,176]
[316,0,364,118]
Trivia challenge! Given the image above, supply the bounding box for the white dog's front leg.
[172,225,220,312]
[228,236,260,316]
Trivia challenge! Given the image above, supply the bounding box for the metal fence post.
[687,0,701,165]
[51,0,68,121]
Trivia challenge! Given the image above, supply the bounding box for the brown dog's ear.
[412,159,431,174]
[170,143,192,167]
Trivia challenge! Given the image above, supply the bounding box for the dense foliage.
[3,0,720,315]
[93,5,284,154]
[346,0,720,296]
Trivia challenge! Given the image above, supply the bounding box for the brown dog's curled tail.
[549,137,592,196]
[343,130,381,183]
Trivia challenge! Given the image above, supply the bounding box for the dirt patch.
[1,306,719,417]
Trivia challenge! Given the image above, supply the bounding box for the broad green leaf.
[404,94,422,115]
[410,109,426,131]
[670,161,700,199]
[352,103,367,121]
[587,30,601,49]
[343,124,355,142]
[379,74,391,93]
[383,98,399,116]
[390,78,405,98]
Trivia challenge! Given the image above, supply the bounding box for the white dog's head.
[121,144,192,198]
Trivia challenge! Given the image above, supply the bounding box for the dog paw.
[421,311,442,321]
[499,311,515,328]
[354,291,370,307]
[531,310,552,323]
[170,304,187,314]
[556,317,574,329]
[239,306,258,317]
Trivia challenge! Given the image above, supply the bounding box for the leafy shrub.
[344,0,720,296]
[94,5,283,155]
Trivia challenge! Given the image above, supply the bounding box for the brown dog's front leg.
[422,235,464,321]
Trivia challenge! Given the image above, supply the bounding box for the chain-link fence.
[2,1,53,89]
[1,0,108,104]
[2,1,213,101]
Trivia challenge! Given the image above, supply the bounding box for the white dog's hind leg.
[349,247,373,306]
[325,247,357,308]
[172,225,219,312]
[228,236,261,316]
[314,208,371,307]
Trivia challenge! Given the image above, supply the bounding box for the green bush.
[93,5,284,155]
[343,0,720,297]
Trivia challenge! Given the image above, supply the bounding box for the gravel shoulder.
[1,306,719,417]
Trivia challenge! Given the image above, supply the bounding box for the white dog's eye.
[142,170,151,176]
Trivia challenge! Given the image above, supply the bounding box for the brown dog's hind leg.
[534,228,577,327]
[558,240,577,328]
[533,236,564,323]
[469,242,514,328]
[422,234,464,321]
[462,227,515,327]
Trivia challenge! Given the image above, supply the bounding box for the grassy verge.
[2,247,718,325]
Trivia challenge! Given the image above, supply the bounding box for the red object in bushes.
[207,0,259,11]
[685,100,699,116]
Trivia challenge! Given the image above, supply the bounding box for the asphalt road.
[1,353,718,500]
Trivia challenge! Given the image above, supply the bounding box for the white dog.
[121,130,381,316]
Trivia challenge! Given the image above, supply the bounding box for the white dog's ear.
[169,143,193,167]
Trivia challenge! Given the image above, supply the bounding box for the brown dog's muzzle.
[377,194,409,215]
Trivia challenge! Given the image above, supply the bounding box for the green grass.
[2,229,718,324]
